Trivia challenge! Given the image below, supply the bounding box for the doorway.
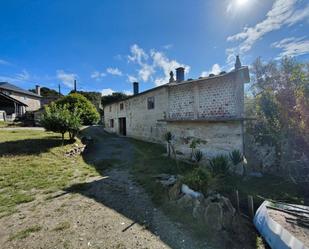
[118,117,126,136]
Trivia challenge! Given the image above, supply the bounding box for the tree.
[71,91,102,111]
[101,92,129,107]
[56,93,100,125]
[41,103,81,143]
[29,87,62,98]
[247,56,309,176]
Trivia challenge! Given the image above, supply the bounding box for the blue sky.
[0,0,308,95]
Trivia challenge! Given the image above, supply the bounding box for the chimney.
[35,85,41,96]
[133,82,139,95]
[176,67,185,82]
[74,79,77,92]
[169,71,175,83]
[235,55,242,70]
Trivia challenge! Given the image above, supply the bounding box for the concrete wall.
[104,68,248,157]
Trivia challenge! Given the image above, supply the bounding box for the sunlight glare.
[236,0,249,6]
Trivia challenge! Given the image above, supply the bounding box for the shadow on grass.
[0,138,70,156]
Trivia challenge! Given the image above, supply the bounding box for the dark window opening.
[110,119,114,128]
[120,103,124,110]
[147,97,155,110]
[109,106,112,112]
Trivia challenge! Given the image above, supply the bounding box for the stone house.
[104,57,250,157]
[0,82,41,121]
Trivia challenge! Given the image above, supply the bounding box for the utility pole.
[74,79,77,92]
[58,84,61,96]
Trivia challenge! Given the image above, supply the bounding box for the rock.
[192,199,205,220]
[204,202,223,231]
[168,181,182,200]
[203,194,236,231]
[177,194,194,211]
[160,175,177,187]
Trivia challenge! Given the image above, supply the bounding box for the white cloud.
[126,44,190,86]
[101,88,132,96]
[16,70,30,81]
[226,0,309,64]
[128,44,148,64]
[0,59,10,65]
[272,36,309,58]
[123,90,133,95]
[57,70,77,88]
[163,44,173,50]
[151,50,190,86]
[101,88,115,96]
[91,71,106,80]
[106,67,123,76]
[0,70,31,84]
[201,64,222,77]
[127,75,138,82]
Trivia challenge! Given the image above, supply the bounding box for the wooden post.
[248,195,254,219]
[235,190,240,213]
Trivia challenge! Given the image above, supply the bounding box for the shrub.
[209,155,230,177]
[193,149,203,163]
[56,93,100,125]
[41,103,81,143]
[229,150,243,165]
[183,167,210,193]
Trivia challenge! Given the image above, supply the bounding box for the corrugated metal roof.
[0,82,41,98]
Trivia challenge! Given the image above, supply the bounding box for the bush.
[209,155,230,177]
[56,93,100,125]
[229,150,243,165]
[41,103,81,143]
[183,167,210,194]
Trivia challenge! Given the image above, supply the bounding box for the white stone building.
[104,57,250,157]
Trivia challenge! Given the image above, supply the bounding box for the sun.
[236,0,249,6]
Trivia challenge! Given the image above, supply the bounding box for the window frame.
[147,96,155,110]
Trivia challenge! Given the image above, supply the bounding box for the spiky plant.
[229,150,243,165]
[193,149,203,164]
[209,155,230,177]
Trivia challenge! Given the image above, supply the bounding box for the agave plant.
[229,150,243,165]
[209,155,230,177]
[193,149,203,164]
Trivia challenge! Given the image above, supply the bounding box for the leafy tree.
[41,103,81,143]
[71,91,102,111]
[56,93,100,125]
[247,56,309,175]
[101,92,129,107]
[29,87,62,98]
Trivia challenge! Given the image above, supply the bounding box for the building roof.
[0,92,28,106]
[0,82,41,98]
[103,66,249,107]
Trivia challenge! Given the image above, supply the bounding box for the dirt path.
[0,126,210,249]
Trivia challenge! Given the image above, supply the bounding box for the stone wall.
[10,92,41,111]
[104,67,249,157]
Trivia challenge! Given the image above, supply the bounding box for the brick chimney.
[35,85,41,96]
[176,67,185,82]
[133,82,139,95]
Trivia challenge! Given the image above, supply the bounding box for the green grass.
[8,225,42,241]
[0,130,100,217]
[0,121,24,128]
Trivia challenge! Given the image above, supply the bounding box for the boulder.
[204,203,223,231]
[177,194,194,211]
[192,199,205,220]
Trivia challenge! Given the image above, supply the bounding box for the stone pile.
[65,144,86,157]
[156,174,236,232]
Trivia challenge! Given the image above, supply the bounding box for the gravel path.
[0,126,210,249]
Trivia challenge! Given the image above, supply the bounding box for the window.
[147,97,155,110]
[120,103,124,110]
[109,106,112,112]
[110,119,114,128]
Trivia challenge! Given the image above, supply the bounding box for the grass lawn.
[0,121,24,128]
[0,130,100,217]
